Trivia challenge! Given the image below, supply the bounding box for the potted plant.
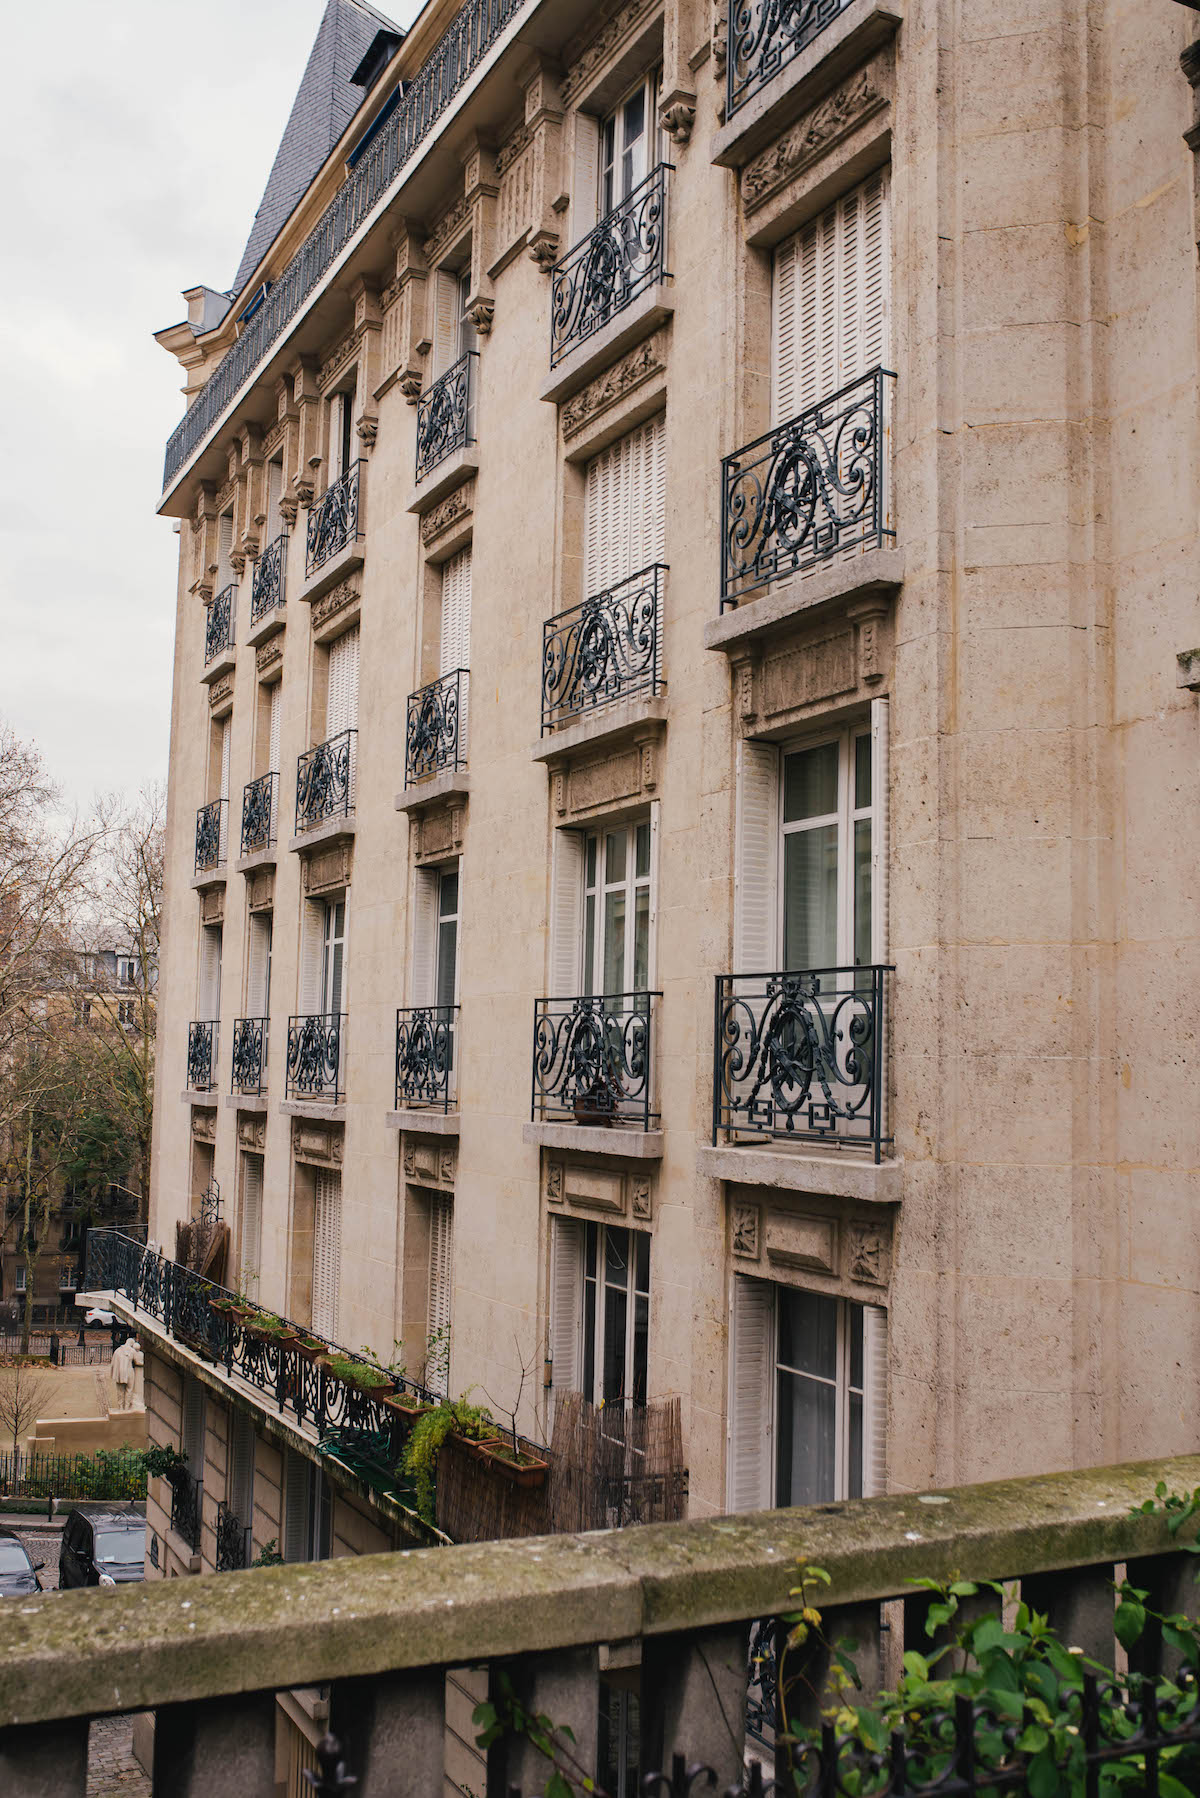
[572,1070,615,1128]
[469,1341,549,1487]
[403,1395,496,1523]
[323,1353,395,1396]
[292,1332,326,1363]
[244,1310,297,1347]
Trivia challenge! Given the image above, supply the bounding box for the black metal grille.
[395,1005,458,1111]
[230,1018,268,1097]
[187,1021,218,1093]
[295,730,356,834]
[205,584,236,665]
[550,164,672,368]
[286,1013,347,1102]
[405,670,468,785]
[531,991,660,1129]
[163,0,528,490]
[251,532,287,623]
[306,462,362,576]
[194,799,227,874]
[721,367,895,611]
[215,1501,247,1572]
[241,771,279,857]
[415,351,477,483]
[713,965,890,1160]
[541,564,666,734]
[169,1466,202,1553]
[727,0,854,115]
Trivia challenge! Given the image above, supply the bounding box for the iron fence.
[251,531,287,623]
[241,770,279,856]
[215,1499,249,1572]
[721,366,895,611]
[306,461,362,576]
[295,728,357,833]
[541,564,666,733]
[194,797,227,874]
[406,669,468,784]
[286,1012,347,1102]
[415,351,477,482]
[205,583,236,665]
[727,0,855,115]
[531,990,661,1129]
[0,1448,148,1500]
[395,1005,458,1111]
[713,964,890,1160]
[169,1465,202,1553]
[230,1017,268,1097]
[550,164,672,367]
[186,1020,219,1093]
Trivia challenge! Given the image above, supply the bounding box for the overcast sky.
[0,0,419,813]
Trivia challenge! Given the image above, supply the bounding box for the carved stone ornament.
[561,333,666,440]
[247,868,275,912]
[497,120,533,176]
[255,637,283,677]
[420,481,475,546]
[426,192,471,265]
[759,630,857,720]
[731,1201,760,1260]
[741,69,888,214]
[528,230,560,272]
[660,99,696,146]
[208,673,234,713]
[467,299,495,336]
[562,0,658,105]
[280,496,299,527]
[237,1115,267,1152]
[847,1222,889,1287]
[439,1143,457,1185]
[399,371,424,406]
[319,327,360,392]
[401,1134,454,1189]
[546,1162,564,1203]
[414,803,466,863]
[292,1119,343,1167]
[562,739,657,819]
[311,578,361,635]
[402,1140,416,1177]
[199,888,224,927]
[191,1109,216,1144]
[631,1175,652,1220]
[356,415,379,447]
[302,843,352,896]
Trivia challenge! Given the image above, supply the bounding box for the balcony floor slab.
[697,1143,901,1202]
[280,1099,346,1122]
[533,693,667,763]
[180,1090,219,1107]
[247,606,286,649]
[540,287,674,407]
[524,1121,664,1159]
[704,547,904,654]
[298,539,364,606]
[201,650,237,686]
[394,769,470,813]
[407,446,480,515]
[225,1095,268,1112]
[289,814,356,855]
[236,845,278,875]
[387,1110,460,1135]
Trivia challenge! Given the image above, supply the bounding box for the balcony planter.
[466,1437,549,1490]
[573,1087,615,1129]
[324,1354,396,1397]
[244,1314,298,1347]
[379,1388,432,1421]
[292,1335,327,1364]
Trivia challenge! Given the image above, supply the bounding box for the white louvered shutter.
[267,460,283,533]
[410,867,440,1007]
[729,1276,774,1512]
[549,829,585,995]
[427,1194,454,1397]
[229,1409,256,1528]
[550,1217,584,1404]
[733,740,780,974]
[241,1153,263,1286]
[247,913,270,1016]
[862,1305,889,1498]
[268,681,281,773]
[773,171,890,422]
[218,717,231,860]
[311,1170,341,1338]
[200,925,222,1020]
[283,1450,311,1563]
[217,512,234,589]
[183,1382,206,1484]
[299,900,326,1015]
[583,415,666,595]
[326,627,359,807]
[433,269,459,377]
[440,547,472,756]
[571,112,600,241]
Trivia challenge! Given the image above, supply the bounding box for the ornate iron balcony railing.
[415,351,477,483]
[728,0,854,115]
[550,164,672,368]
[162,0,529,490]
[406,670,468,785]
[286,1012,347,1102]
[306,462,362,576]
[395,1005,458,1111]
[713,963,891,1161]
[187,1020,218,1092]
[250,532,287,623]
[295,729,356,834]
[194,798,228,874]
[205,584,236,665]
[541,563,666,734]
[721,366,895,611]
[241,771,279,857]
[215,1500,248,1572]
[230,1018,268,1097]
[531,990,661,1130]
[169,1465,202,1553]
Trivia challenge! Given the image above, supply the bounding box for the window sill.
[710,0,903,171]
[235,845,277,876]
[532,693,667,765]
[704,547,904,655]
[201,651,236,686]
[288,814,356,855]
[279,1099,346,1122]
[394,769,470,813]
[225,1094,268,1113]
[180,1090,218,1107]
[190,867,227,892]
[298,540,364,607]
[247,606,285,650]
[386,1109,459,1136]
[407,446,480,516]
[697,1144,901,1203]
[164,1529,202,1575]
[539,286,674,408]
[523,1121,664,1160]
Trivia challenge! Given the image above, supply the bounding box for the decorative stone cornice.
[561,0,660,105]
[247,867,275,912]
[426,190,471,264]
[208,673,234,712]
[741,68,888,213]
[560,332,667,440]
[311,578,361,634]
[292,1118,343,1167]
[497,119,533,175]
[420,481,475,546]
[255,636,284,676]
[301,842,352,896]
[320,327,361,391]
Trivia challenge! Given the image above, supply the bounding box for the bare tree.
[0,1358,53,1466]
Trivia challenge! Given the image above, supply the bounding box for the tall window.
[321,901,346,1016]
[329,388,355,481]
[300,896,347,1019]
[216,510,235,591]
[228,1410,256,1561]
[432,268,477,376]
[583,822,651,996]
[440,546,472,678]
[311,1170,341,1338]
[246,911,272,1019]
[326,627,360,740]
[551,1218,650,1410]
[427,1193,453,1398]
[283,1450,331,1563]
[583,414,666,596]
[240,1153,263,1290]
[781,729,872,970]
[772,170,890,422]
[199,924,222,1021]
[600,72,660,214]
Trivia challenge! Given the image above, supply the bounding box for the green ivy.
[403,1395,493,1523]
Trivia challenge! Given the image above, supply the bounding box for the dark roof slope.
[229,0,401,300]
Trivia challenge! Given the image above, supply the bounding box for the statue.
[110,1338,145,1412]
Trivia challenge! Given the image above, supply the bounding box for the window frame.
[778,723,873,971]
[599,70,662,216]
[581,1220,650,1411]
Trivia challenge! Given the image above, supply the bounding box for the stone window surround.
[725,1183,892,1303]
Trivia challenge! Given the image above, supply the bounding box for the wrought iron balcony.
[728,0,854,116]
[713,963,891,1161]
[194,798,228,874]
[187,1020,218,1093]
[286,1012,346,1102]
[230,1017,268,1097]
[250,531,287,624]
[395,1005,458,1111]
[720,366,896,611]
[241,771,279,856]
[169,1465,202,1553]
[541,563,666,734]
[531,990,661,1130]
[295,728,356,834]
[405,669,467,785]
[415,351,477,483]
[205,583,236,665]
[550,163,672,368]
[306,461,362,576]
[215,1500,248,1572]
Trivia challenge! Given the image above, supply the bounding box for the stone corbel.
[659,93,697,146]
[288,355,321,507]
[846,597,890,687]
[732,651,758,726]
[711,0,728,81]
[237,425,264,563]
[524,57,566,272]
[350,277,383,449]
[380,223,428,405]
[463,137,499,335]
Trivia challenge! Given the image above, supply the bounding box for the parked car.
[84,1306,115,1327]
[58,1507,146,1588]
[0,1530,43,1596]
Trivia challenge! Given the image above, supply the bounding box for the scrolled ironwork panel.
[295,729,356,832]
[286,1012,346,1101]
[550,165,671,368]
[251,532,287,623]
[205,584,236,664]
[531,991,660,1129]
[720,367,895,611]
[306,462,362,576]
[169,1466,202,1553]
[415,351,476,483]
[215,1501,247,1572]
[714,965,889,1159]
[541,564,665,733]
[727,0,852,115]
[195,799,226,873]
[187,1020,218,1092]
[395,1005,458,1110]
[241,772,278,855]
[405,670,467,784]
[231,1018,268,1096]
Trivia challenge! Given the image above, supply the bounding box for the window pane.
[605,830,627,886]
[634,1229,650,1295]
[783,826,838,969]
[635,821,650,879]
[776,1366,836,1506]
[633,1290,648,1407]
[586,836,597,888]
[633,888,649,991]
[848,1391,863,1499]
[436,920,457,1008]
[584,894,596,996]
[777,1288,838,1381]
[854,818,872,966]
[605,1226,630,1291]
[854,734,872,809]
[623,87,645,149]
[603,1280,628,1402]
[604,892,626,994]
[783,743,838,823]
[849,1305,864,1391]
[439,868,459,920]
